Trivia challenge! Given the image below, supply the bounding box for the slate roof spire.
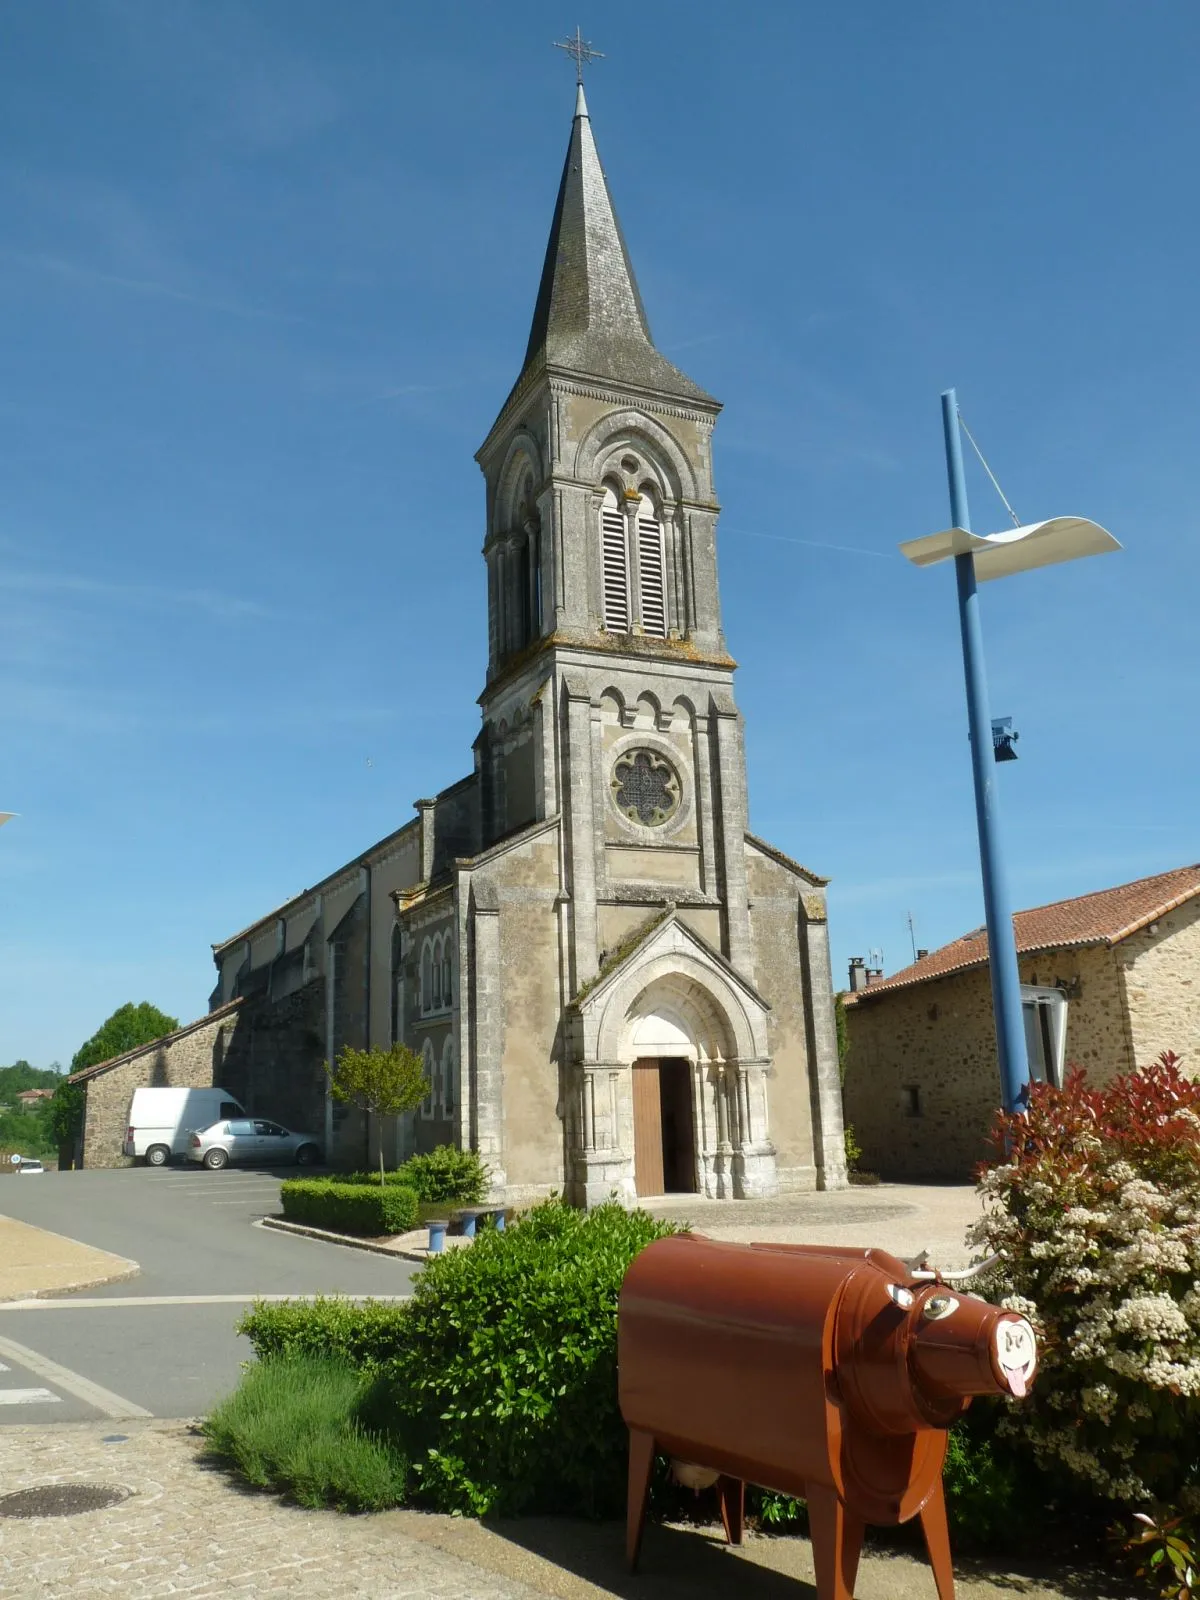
[518,87,713,405]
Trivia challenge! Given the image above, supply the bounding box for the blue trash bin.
[427,1221,447,1254]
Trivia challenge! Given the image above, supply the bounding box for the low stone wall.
[77,1004,247,1169]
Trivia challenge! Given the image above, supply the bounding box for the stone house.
[69,86,848,1192]
[842,864,1200,1181]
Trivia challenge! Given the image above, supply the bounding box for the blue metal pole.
[941,389,1030,1114]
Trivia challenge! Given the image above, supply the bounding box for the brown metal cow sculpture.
[618,1236,1037,1600]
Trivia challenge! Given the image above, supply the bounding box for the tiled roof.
[847,864,1200,1003]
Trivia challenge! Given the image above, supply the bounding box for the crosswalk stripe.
[0,1388,60,1405]
[0,1335,150,1419]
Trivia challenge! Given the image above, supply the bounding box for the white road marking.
[0,1361,8,1371]
[0,1293,412,1310]
[0,1387,61,1406]
[0,1334,151,1419]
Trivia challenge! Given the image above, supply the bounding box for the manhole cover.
[0,1484,132,1518]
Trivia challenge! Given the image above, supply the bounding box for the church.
[208,83,848,1205]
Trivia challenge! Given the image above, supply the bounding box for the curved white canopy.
[900,517,1120,582]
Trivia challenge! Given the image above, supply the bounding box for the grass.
[202,1356,408,1512]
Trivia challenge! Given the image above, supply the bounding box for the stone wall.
[77,1002,249,1169]
[843,942,1134,1182]
[218,980,326,1140]
[1118,899,1200,1070]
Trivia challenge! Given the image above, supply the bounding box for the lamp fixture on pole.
[900,392,1119,1115]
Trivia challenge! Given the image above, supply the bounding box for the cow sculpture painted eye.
[922,1294,959,1321]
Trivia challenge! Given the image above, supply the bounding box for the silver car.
[187,1117,322,1171]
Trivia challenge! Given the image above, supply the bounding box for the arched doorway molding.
[567,914,778,1205]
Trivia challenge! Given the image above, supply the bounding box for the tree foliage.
[49,1080,86,1147]
[327,1043,430,1183]
[71,1002,180,1073]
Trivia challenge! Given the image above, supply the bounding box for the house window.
[442,943,453,1008]
[1021,985,1068,1088]
[432,937,442,1009]
[636,491,666,637]
[903,1085,922,1118]
[600,484,629,632]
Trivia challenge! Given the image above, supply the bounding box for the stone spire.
[518,88,713,404]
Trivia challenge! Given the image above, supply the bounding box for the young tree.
[71,1002,180,1073]
[327,1043,430,1186]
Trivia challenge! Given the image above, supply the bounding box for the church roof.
[515,84,715,407]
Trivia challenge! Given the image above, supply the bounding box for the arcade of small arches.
[419,931,454,1016]
[420,1034,456,1121]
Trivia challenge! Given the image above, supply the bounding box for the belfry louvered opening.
[601,485,630,632]
[637,493,666,637]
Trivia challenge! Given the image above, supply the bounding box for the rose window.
[611,750,680,827]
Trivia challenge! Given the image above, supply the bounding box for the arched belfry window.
[600,484,630,632]
[637,491,667,638]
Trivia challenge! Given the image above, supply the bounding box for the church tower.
[476,82,749,978]
[207,78,846,1206]
[468,83,847,1204]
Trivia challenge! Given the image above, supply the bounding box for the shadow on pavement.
[478,1517,818,1599]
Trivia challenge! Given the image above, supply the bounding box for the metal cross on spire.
[553,26,604,84]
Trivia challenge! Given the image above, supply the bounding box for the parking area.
[0,1168,418,1424]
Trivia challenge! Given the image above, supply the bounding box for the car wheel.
[145,1144,171,1168]
[203,1148,229,1170]
[295,1144,320,1167]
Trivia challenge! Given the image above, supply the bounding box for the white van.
[123,1087,247,1167]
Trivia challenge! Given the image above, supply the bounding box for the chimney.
[916,948,929,961]
[866,967,884,986]
[848,957,868,992]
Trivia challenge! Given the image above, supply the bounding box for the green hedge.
[342,1146,487,1205]
[280,1179,418,1236]
[242,1198,679,1517]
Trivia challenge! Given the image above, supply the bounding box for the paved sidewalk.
[0,1421,1125,1600]
[0,1215,139,1302]
[265,1184,987,1271]
[645,1183,986,1270]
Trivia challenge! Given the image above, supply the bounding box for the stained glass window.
[612,750,679,827]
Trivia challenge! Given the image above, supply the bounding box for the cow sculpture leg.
[626,1429,656,1570]
[717,1475,744,1546]
[806,1483,865,1600]
[919,1481,956,1600]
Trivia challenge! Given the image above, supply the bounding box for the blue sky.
[2,1,1197,1069]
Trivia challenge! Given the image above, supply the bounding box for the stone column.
[469,883,507,1198]
[800,894,849,1191]
[730,1057,779,1199]
[712,708,753,974]
[563,678,599,987]
[572,1061,636,1208]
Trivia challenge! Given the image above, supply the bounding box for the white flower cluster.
[975,1123,1200,1505]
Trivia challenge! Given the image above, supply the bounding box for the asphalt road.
[0,1166,417,1425]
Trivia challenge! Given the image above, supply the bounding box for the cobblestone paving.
[0,1422,541,1599]
[0,1420,1122,1600]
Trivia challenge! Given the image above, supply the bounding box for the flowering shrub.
[972,1052,1200,1508]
